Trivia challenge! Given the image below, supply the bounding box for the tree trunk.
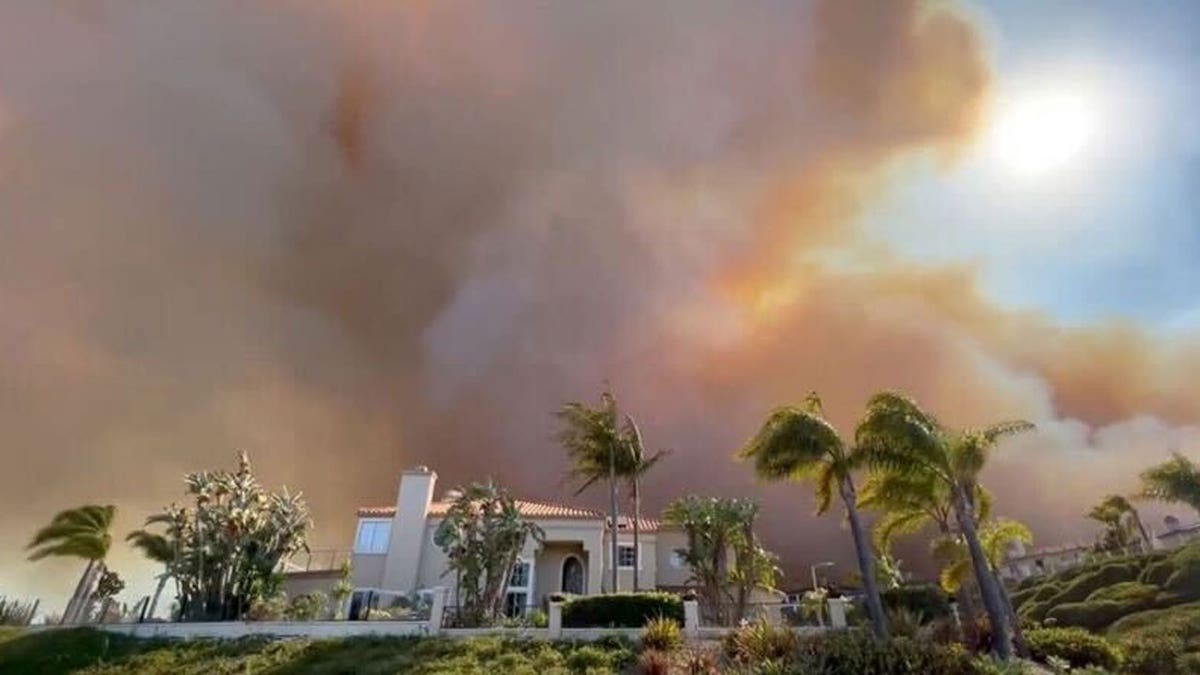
[994,568,1029,658]
[841,477,889,641]
[609,452,619,594]
[146,573,168,622]
[1131,509,1152,552]
[61,559,97,625]
[632,477,641,593]
[954,489,1013,660]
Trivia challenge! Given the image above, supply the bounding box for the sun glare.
[989,93,1096,177]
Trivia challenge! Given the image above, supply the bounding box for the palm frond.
[738,406,842,482]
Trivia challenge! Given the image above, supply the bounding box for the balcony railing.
[281,549,351,574]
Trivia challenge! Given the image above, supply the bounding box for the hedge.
[1045,597,1156,632]
[1025,627,1121,670]
[1086,581,1158,604]
[882,584,951,621]
[560,592,683,628]
[1047,561,1140,607]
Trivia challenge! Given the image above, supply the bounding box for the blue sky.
[865,0,1200,330]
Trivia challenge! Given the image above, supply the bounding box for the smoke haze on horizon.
[1,0,1198,608]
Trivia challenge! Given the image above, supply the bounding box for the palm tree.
[127,525,175,620]
[557,390,633,593]
[1087,494,1149,553]
[856,391,1033,660]
[738,392,889,640]
[619,414,670,592]
[27,504,116,624]
[858,470,990,620]
[1141,453,1200,517]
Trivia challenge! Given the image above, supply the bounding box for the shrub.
[721,620,798,665]
[286,592,329,621]
[636,649,672,675]
[677,647,718,675]
[640,616,682,652]
[1025,627,1121,670]
[561,592,682,628]
[791,632,985,675]
[565,644,615,672]
[1048,562,1140,607]
[1122,630,1187,674]
[1086,581,1157,604]
[882,584,951,621]
[1019,599,1054,625]
[1045,600,1134,632]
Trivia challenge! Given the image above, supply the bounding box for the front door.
[562,556,585,595]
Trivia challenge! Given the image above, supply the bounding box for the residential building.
[1155,515,1200,550]
[998,540,1092,582]
[345,466,692,616]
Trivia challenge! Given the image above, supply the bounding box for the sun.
[989,92,1096,177]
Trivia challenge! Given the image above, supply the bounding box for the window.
[669,551,685,570]
[354,519,391,554]
[505,559,531,617]
[509,560,530,587]
[504,592,528,617]
[617,544,637,569]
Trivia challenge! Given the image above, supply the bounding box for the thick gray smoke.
[1,0,1197,607]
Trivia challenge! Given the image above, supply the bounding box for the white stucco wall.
[352,553,387,589]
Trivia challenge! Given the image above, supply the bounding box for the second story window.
[354,519,391,554]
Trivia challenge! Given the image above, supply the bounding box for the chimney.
[380,466,438,591]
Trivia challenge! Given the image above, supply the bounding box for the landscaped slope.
[0,630,637,675]
[1011,543,1200,632]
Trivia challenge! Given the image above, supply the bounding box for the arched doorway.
[561,555,585,595]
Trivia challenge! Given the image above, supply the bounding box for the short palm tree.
[620,414,670,592]
[557,390,634,593]
[855,391,1033,660]
[738,392,889,640]
[1141,453,1200,517]
[27,504,116,624]
[1087,494,1149,553]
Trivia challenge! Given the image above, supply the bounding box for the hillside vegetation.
[1011,542,1200,632]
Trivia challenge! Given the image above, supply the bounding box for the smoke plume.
[1,0,1197,604]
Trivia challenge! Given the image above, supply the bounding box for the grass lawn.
[0,628,637,675]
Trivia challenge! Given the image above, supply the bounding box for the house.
[346,466,693,617]
[998,540,1092,582]
[1155,515,1200,550]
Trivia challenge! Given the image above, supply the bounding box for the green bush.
[882,584,951,621]
[1019,599,1054,625]
[1086,581,1158,604]
[1025,627,1121,670]
[640,616,682,652]
[561,592,682,628]
[1013,582,1061,611]
[1047,562,1141,607]
[721,620,798,665]
[1045,598,1152,632]
[564,644,616,672]
[1122,630,1187,674]
[791,633,988,675]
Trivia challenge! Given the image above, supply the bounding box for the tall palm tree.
[856,391,1033,660]
[557,390,633,593]
[27,504,116,624]
[738,392,889,640]
[620,414,670,592]
[1141,453,1200,517]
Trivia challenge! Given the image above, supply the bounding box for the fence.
[48,589,848,642]
[698,601,825,629]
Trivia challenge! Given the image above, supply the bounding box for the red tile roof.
[356,501,670,532]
